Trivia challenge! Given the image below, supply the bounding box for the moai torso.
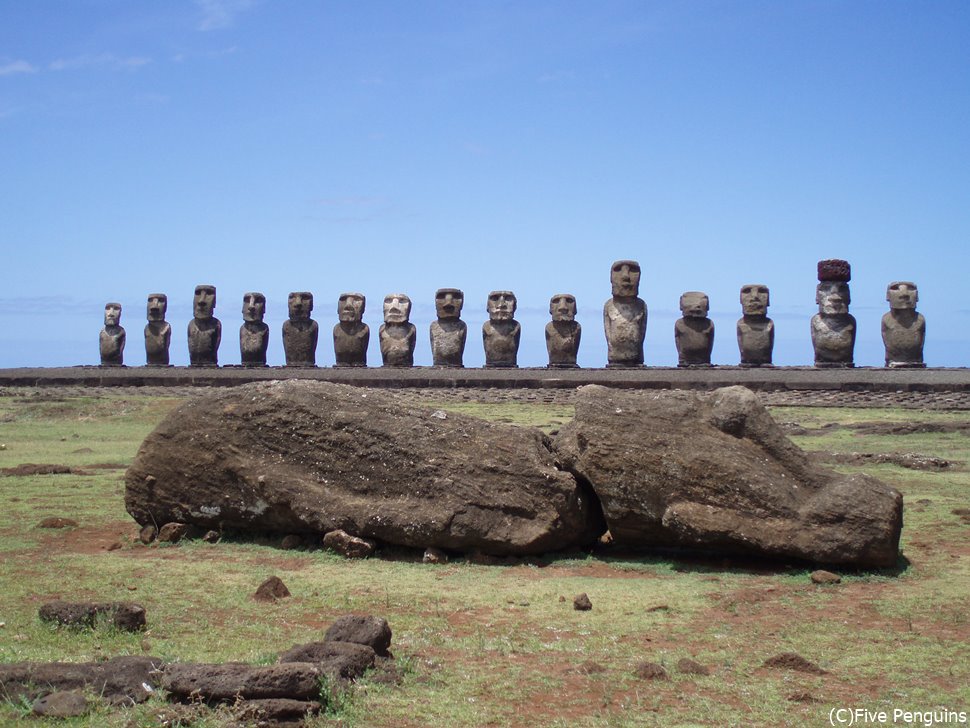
[546,294,581,368]
[603,260,647,367]
[882,281,925,367]
[144,294,171,366]
[333,293,369,367]
[379,293,416,367]
[811,261,854,367]
[187,285,221,367]
[430,288,466,367]
[239,292,269,367]
[283,292,318,367]
[100,303,125,366]
[482,291,520,368]
[674,292,714,367]
[736,284,774,366]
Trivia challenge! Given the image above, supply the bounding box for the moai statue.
[430,288,466,367]
[333,292,369,367]
[674,292,714,367]
[882,281,926,368]
[736,284,774,366]
[482,291,521,368]
[239,292,269,367]
[283,292,318,367]
[99,302,125,366]
[603,260,647,367]
[811,259,855,367]
[144,293,171,367]
[379,293,416,367]
[187,285,221,367]
[546,293,581,368]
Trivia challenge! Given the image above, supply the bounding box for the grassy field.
[0,390,967,727]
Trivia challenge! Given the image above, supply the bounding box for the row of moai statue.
[99,259,926,368]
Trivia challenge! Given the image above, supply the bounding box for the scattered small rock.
[138,524,157,544]
[36,517,78,529]
[573,593,592,611]
[576,660,606,675]
[323,529,376,559]
[202,530,220,543]
[38,601,146,632]
[280,534,303,550]
[633,662,668,680]
[811,570,841,585]
[106,541,123,552]
[788,690,822,703]
[676,658,711,676]
[324,615,392,657]
[31,690,89,717]
[157,522,188,543]
[646,604,670,612]
[763,652,828,675]
[232,698,322,723]
[423,547,448,564]
[254,576,290,602]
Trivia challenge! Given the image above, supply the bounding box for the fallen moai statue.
[554,385,903,568]
[124,381,903,568]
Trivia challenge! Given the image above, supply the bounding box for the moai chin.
[283,292,318,367]
[187,285,221,367]
[811,259,855,367]
[736,284,774,366]
[144,293,171,367]
[674,291,714,367]
[239,292,269,367]
[333,292,369,367]
[379,293,416,367]
[483,291,521,368]
[546,293,581,368]
[430,288,467,367]
[100,302,125,367]
[882,281,926,368]
[603,260,647,368]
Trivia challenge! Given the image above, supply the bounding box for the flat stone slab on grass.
[38,601,146,632]
[160,663,323,701]
[0,656,161,705]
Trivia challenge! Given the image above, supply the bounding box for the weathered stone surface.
[380,294,416,367]
[187,285,221,367]
[633,662,668,680]
[676,658,711,676]
[737,284,774,366]
[279,640,376,680]
[0,656,161,705]
[37,516,78,528]
[239,292,269,367]
[546,294,581,368]
[283,292,318,367]
[138,523,157,544]
[817,259,851,282]
[157,522,188,543]
[38,601,146,631]
[100,302,125,367]
[763,652,828,674]
[812,262,855,367]
[254,576,290,602]
[810,569,841,584]
[144,293,171,367]
[31,690,89,717]
[324,615,392,657]
[882,281,926,368]
[675,292,714,367]
[232,698,323,723]
[573,593,592,611]
[422,547,448,564]
[554,385,903,568]
[430,288,466,367]
[333,293,368,367]
[161,663,322,701]
[125,380,600,555]
[482,291,520,368]
[603,260,646,367]
[323,529,376,558]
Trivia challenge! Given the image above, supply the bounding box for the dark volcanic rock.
[157,522,188,543]
[31,690,89,717]
[554,385,903,568]
[633,662,668,680]
[38,601,146,631]
[279,640,376,680]
[161,663,322,701]
[233,698,323,723]
[254,576,291,602]
[0,656,161,705]
[573,593,592,611]
[324,615,392,657]
[125,380,601,555]
[323,529,376,558]
[36,517,78,529]
[763,652,828,675]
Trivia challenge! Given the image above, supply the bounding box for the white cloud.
[49,53,151,71]
[0,60,37,76]
[196,0,256,31]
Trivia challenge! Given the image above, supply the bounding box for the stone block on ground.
[324,615,392,657]
[278,640,376,680]
[160,663,322,701]
[38,601,146,632]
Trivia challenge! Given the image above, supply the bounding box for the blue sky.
[2,0,968,368]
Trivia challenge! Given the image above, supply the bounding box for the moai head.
[242,292,266,322]
[147,293,167,322]
[487,291,517,322]
[383,293,412,324]
[610,260,641,297]
[887,281,918,310]
[549,293,577,322]
[104,302,122,327]
[435,288,464,320]
[679,292,709,318]
[816,281,850,315]
[740,284,770,316]
[193,285,216,320]
[338,293,366,324]
[288,292,313,321]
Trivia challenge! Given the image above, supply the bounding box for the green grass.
[0,392,967,727]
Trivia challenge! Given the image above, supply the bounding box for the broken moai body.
[882,281,926,368]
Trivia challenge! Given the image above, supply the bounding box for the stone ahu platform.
[1,366,969,394]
